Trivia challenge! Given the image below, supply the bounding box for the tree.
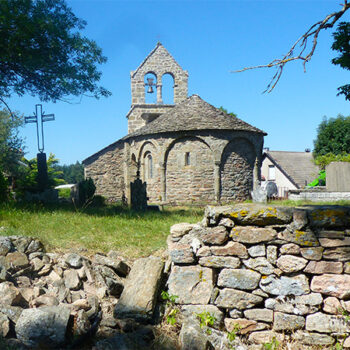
[0,109,24,175]
[236,1,350,97]
[331,22,350,100]
[313,115,350,157]
[218,106,237,118]
[55,161,84,184]
[0,0,110,112]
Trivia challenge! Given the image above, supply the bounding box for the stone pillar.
[214,161,221,203]
[157,83,163,104]
[159,162,166,202]
[253,157,260,190]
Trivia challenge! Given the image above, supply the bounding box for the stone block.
[170,223,196,238]
[224,317,268,334]
[230,226,277,244]
[323,296,341,314]
[180,304,224,329]
[304,261,343,274]
[323,247,350,261]
[198,256,240,269]
[306,312,348,333]
[217,269,261,290]
[260,274,310,296]
[244,308,273,322]
[215,288,263,309]
[210,241,248,258]
[273,312,305,331]
[276,255,307,273]
[300,247,324,260]
[319,237,350,247]
[169,244,195,264]
[280,243,300,255]
[311,274,350,299]
[199,226,228,245]
[243,257,275,275]
[292,330,335,346]
[278,228,319,247]
[167,265,213,305]
[308,206,350,228]
[248,245,266,257]
[248,330,285,344]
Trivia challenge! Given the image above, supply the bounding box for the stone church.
[83,43,266,204]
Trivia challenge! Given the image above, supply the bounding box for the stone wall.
[289,188,350,202]
[84,141,125,202]
[167,204,350,348]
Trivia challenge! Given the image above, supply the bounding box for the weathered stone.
[12,236,31,253]
[196,246,211,257]
[115,256,163,320]
[231,226,277,244]
[248,330,285,344]
[0,312,10,337]
[26,239,43,254]
[273,312,305,331]
[95,253,130,276]
[252,289,269,298]
[311,274,350,299]
[243,257,275,275]
[0,264,8,282]
[300,247,324,260]
[248,245,266,257]
[199,256,240,269]
[170,223,195,238]
[0,237,12,256]
[278,228,319,247]
[72,309,91,337]
[318,230,345,239]
[224,204,293,226]
[225,317,268,334]
[323,247,350,261]
[266,245,277,264]
[265,297,319,316]
[180,304,224,329]
[31,257,44,272]
[16,305,71,348]
[292,330,335,346]
[210,241,248,258]
[306,312,349,333]
[199,226,228,245]
[344,336,350,348]
[308,206,350,228]
[304,261,343,274]
[345,262,350,274]
[168,265,213,305]
[280,243,300,255]
[215,288,263,309]
[179,320,210,350]
[292,209,309,229]
[228,309,243,318]
[276,255,307,273]
[260,274,310,296]
[218,217,235,228]
[37,263,51,276]
[64,269,81,290]
[5,252,29,271]
[218,269,261,290]
[0,282,24,306]
[65,253,83,268]
[170,243,195,264]
[323,296,341,314]
[244,309,273,322]
[31,295,59,307]
[319,237,350,247]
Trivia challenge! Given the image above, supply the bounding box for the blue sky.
[9,0,350,165]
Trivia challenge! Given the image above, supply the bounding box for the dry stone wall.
[167,204,350,349]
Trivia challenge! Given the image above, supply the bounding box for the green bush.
[77,178,96,206]
[0,171,8,203]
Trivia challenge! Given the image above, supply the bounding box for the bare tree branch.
[0,97,15,120]
[234,1,350,93]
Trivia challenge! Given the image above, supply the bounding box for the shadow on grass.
[0,201,204,219]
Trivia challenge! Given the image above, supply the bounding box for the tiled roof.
[264,151,319,188]
[124,95,266,139]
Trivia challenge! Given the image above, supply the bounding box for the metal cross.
[24,104,55,153]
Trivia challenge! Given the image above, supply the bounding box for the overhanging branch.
[234,1,350,93]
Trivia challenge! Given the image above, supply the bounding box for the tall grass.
[0,203,203,258]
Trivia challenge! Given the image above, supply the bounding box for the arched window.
[162,73,174,104]
[147,154,153,179]
[144,72,157,104]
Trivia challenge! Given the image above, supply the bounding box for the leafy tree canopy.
[0,109,24,174]
[332,22,350,100]
[54,161,84,184]
[313,115,350,157]
[0,0,111,105]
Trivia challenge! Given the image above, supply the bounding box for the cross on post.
[25,104,55,191]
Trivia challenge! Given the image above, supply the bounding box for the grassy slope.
[0,203,203,258]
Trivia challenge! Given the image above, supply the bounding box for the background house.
[261,150,319,198]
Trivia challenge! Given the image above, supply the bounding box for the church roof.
[124,94,267,139]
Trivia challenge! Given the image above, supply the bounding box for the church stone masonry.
[83,43,267,204]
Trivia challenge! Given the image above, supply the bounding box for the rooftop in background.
[263,150,319,189]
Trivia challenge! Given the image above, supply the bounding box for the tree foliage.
[218,106,237,117]
[332,22,350,100]
[314,152,350,170]
[17,153,64,192]
[0,109,24,175]
[313,115,350,157]
[0,0,110,106]
[55,161,84,184]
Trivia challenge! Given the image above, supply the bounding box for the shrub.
[0,171,8,203]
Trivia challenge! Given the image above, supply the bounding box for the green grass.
[0,202,203,258]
